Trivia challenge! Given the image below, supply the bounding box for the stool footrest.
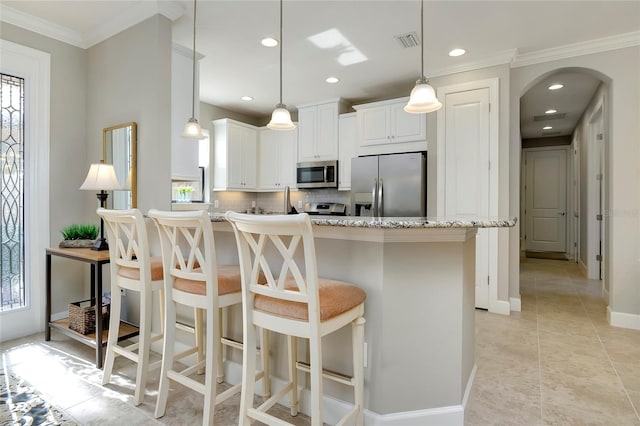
[295,361,354,387]
[252,382,294,420]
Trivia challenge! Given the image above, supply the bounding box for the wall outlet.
[251,201,256,208]
[120,288,126,297]
[214,200,219,208]
[297,200,303,209]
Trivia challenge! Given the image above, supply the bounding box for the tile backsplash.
[211,189,352,215]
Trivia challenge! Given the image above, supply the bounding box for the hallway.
[466,257,640,425]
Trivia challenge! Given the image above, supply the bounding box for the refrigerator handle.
[378,178,383,218]
[372,178,378,217]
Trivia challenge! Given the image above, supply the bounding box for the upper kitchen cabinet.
[258,127,297,191]
[212,118,257,191]
[171,45,203,181]
[354,97,427,156]
[338,113,356,191]
[296,99,350,162]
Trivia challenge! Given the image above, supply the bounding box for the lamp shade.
[267,104,296,130]
[182,117,206,139]
[80,162,122,191]
[404,79,442,114]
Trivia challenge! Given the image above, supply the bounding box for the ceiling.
[2,1,639,139]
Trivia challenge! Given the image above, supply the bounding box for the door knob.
[558,212,566,216]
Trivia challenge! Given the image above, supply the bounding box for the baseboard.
[608,307,640,330]
[489,299,511,316]
[51,311,67,321]
[510,297,522,312]
[578,259,588,275]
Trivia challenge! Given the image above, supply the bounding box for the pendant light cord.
[279,0,283,105]
[420,0,424,80]
[190,0,197,118]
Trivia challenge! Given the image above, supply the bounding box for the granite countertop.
[211,213,517,229]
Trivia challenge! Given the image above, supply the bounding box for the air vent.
[394,32,420,49]
[533,113,566,122]
[542,131,562,136]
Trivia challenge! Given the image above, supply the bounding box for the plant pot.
[59,239,96,248]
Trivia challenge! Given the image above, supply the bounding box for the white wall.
[510,46,640,324]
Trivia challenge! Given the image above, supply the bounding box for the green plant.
[177,185,194,195]
[61,224,99,240]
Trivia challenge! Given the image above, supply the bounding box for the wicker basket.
[68,298,110,335]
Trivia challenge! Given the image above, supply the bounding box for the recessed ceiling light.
[261,37,278,47]
[326,77,340,84]
[543,126,553,130]
[548,84,564,90]
[545,109,557,114]
[448,48,466,57]
[241,96,253,101]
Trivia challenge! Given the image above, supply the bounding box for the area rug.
[0,369,78,426]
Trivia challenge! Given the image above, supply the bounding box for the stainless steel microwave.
[296,160,338,189]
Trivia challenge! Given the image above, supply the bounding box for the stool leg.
[217,307,224,384]
[155,296,175,418]
[195,307,205,375]
[288,335,298,417]
[102,284,122,385]
[134,286,152,405]
[353,316,366,426]
[239,324,257,426]
[260,327,271,398]
[309,334,323,426]
[202,304,218,426]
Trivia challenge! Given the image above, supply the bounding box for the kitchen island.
[210,214,516,425]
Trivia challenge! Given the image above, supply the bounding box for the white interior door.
[524,148,567,252]
[442,88,491,309]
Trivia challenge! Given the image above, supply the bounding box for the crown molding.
[0,1,185,50]
[511,31,640,68]
[1,5,85,48]
[429,49,518,79]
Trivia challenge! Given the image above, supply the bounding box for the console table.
[45,247,138,368]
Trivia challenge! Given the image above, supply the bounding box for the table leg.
[45,254,52,341]
[92,263,104,369]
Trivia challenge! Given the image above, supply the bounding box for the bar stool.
[148,209,269,426]
[97,208,164,406]
[225,211,366,426]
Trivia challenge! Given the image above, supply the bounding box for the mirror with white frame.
[103,122,137,209]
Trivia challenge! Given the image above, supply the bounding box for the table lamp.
[80,160,121,251]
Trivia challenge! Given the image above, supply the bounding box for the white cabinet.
[212,118,257,191]
[354,97,427,156]
[171,46,201,180]
[297,99,344,162]
[338,113,356,191]
[258,127,297,191]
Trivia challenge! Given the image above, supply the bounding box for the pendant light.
[267,0,295,131]
[404,0,442,114]
[182,0,206,139]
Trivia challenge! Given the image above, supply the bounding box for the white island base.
[211,216,514,425]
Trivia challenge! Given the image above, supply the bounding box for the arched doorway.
[518,67,611,298]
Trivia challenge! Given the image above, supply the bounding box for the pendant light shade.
[404,0,442,114]
[267,0,295,131]
[183,0,206,140]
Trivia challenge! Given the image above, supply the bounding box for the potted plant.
[59,224,99,248]
[176,185,194,203]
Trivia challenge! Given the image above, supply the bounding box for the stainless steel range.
[303,202,347,216]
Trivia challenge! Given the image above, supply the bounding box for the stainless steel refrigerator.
[351,152,426,217]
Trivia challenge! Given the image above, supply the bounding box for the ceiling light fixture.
[548,84,564,90]
[404,0,442,114]
[267,0,295,131]
[182,0,206,140]
[448,48,466,57]
[261,37,278,47]
[545,109,557,114]
[241,96,254,101]
[543,126,553,130]
[326,77,340,84]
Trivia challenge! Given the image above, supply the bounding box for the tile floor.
[1,257,639,425]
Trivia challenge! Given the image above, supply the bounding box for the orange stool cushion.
[173,265,265,296]
[254,278,366,322]
[118,256,164,281]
